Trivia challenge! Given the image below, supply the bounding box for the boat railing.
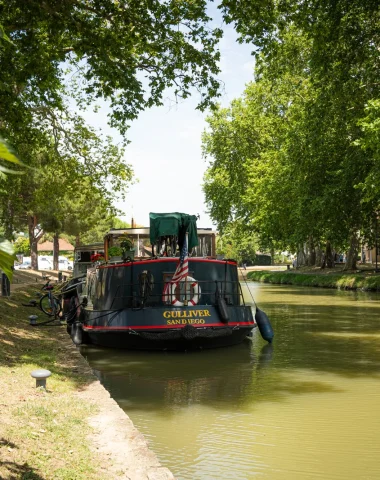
[105,280,245,310]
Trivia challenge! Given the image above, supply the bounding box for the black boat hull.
[80,304,255,350]
[83,325,255,350]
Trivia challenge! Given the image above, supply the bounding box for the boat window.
[108,233,151,258]
[193,235,212,257]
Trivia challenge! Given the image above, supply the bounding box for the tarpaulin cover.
[149,212,198,250]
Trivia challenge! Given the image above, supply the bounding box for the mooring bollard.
[29,315,38,325]
[31,369,51,389]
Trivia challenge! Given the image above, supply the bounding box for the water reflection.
[81,284,380,480]
[82,340,274,412]
[245,285,380,378]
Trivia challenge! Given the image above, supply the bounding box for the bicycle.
[38,278,62,317]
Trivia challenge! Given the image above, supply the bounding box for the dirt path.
[68,344,175,480]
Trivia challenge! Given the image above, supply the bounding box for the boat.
[62,212,257,350]
[72,242,104,277]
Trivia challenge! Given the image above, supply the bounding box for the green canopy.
[149,212,198,250]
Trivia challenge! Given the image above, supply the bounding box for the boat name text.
[163,309,211,325]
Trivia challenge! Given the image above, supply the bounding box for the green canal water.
[81,283,380,479]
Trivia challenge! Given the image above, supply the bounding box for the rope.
[238,266,257,307]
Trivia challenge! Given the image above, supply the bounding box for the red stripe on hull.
[83,321,255,331]
[98,258,237,269]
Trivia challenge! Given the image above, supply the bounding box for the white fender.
[169,276,201,306]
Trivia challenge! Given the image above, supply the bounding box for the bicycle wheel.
[39,294,62,317]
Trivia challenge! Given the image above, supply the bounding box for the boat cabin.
[104,226,216,261]
[73,242,104,276]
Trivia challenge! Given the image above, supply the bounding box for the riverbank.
[245,266,380,291]
[0,273,174,480]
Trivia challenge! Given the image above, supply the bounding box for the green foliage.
[112,218,131,230]
[216,221,259,263]
[203,17,380,257]
[13,236,30,255]
[120,237,133,251]
[0,1,226,265]
[0,138,20,278]
[247,270,380,291]
[0,112,133,260]
[80,216,129,245]
[1,1,222,135]
[0,137,25,177]
[0,239,16,280]
[0,23,13,44]
[355,100,380,207]
[108,246,122,257]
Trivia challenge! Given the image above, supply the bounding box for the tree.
[216,221,259,264]
[0,107,133,269]
[79,216,131,245]
[13,236,30,256]
[1,1,222,136]
[203,23,379,269]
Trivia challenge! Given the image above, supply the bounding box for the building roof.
[37,239,74,251]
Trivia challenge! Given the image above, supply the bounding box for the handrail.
[97,279,245,309]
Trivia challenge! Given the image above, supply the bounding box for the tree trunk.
[270,246,275,265]
[315,246,323,266]
[308,237,316,266]
[75,235,80,247]
[326,241,334,268]
[344,233,359,270]
[28,215,43,270]
[53,233,59,270]
[4,200,14,241]
[297,244,307,267]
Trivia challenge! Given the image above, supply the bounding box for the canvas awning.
[149,212,198,250]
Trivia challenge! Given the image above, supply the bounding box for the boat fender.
[255,307,274,343]
[170,276,201,306]
[71,322,83,346]
[216,295,229,324]
[182,324,198,340]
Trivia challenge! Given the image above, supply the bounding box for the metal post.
[31,369,51,389]
[1,273,10,296]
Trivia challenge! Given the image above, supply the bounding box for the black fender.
[216,293,229,324]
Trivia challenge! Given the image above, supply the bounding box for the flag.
[162,237,189,303]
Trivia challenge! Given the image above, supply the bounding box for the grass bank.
[0,283,106,480]
[246,269,380,291]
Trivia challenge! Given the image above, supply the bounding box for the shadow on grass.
[0,287,94,390]
[0,438,45,480]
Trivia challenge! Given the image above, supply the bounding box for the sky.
[81,16,255,229]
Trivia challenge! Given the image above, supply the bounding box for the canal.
[81,282,380,479]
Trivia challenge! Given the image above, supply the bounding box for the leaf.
[0,240,17,282]
[0,24,14,45]
[0,139,24,165]
[0,165,25,174]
